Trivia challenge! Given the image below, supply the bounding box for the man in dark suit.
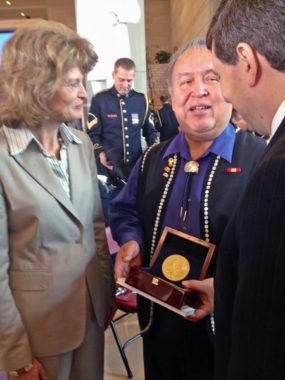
[206,1,285,379]
[155,95,179,141]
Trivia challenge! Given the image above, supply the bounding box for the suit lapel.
[13,141,80,223]
[264,116,285,154]
[68,141,86,216]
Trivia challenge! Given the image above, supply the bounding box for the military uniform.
[87,85,158,182]
[251,130,271,142]
[155,103,179,141]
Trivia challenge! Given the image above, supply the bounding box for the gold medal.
[184,160,199,173]
[162,254,190,281]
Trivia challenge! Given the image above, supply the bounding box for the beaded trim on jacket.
[140,143,159,174]
[141,151,221,261]
[139,148,221,334]
[149,154,178,262]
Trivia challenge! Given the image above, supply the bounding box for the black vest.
[137,130,266,267]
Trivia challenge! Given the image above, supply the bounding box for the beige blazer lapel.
[13,141,81,223]
[68,141,85,214]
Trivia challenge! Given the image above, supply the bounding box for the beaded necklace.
[141,153,221,334]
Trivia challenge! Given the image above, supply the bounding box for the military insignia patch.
[87,113,98,129]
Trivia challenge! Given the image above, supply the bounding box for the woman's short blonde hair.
[0,19,98,129]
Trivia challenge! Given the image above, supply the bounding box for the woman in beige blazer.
[0,20,115,379]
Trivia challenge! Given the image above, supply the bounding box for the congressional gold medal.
[162,254,190,281]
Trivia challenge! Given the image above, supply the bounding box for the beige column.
[47,0,76,30]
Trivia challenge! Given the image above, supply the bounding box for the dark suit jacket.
[215,117,285,380]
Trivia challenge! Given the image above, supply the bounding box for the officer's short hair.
[160,95,168,103]
[114,58,136,72]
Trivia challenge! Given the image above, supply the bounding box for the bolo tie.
[180,160,199,222]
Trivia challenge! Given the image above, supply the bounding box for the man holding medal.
[110,38,266,380]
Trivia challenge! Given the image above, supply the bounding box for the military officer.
[87,58,158,183]
[155,94,179,141]
[231,109,271,142]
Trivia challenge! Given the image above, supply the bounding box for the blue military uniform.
[155,103,179,141]
[87,85,159,182]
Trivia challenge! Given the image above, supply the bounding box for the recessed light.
[20,12,25,17]
[6,1,12,5]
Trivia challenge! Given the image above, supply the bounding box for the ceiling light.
[6,1,12,5]
[20,12,25,17]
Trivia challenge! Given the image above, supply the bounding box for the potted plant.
[155,50,171,63]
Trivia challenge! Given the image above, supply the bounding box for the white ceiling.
[0,0,48,21]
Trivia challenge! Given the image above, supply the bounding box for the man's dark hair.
[206,0,285,72]
[114,57,136,72]
[160,95,168,103]
[231,108,239,121]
